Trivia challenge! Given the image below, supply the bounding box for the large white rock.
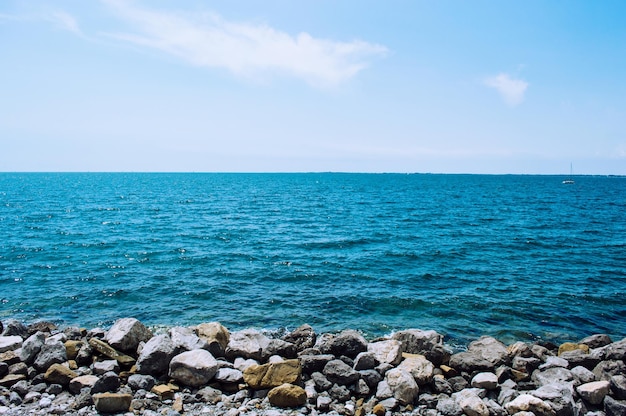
[105,318,152,353]
[576,380,611,405]
[368,340,402,366]
[454,389,489,416]
[169,349,218,386]
[384,368,419,405]
[504,394,556,416]
[397,354,434,385]
[226,329,270,360]
[471,372,499,390]
[0,336,23,353]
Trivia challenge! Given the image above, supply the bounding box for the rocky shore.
[0,318,625,416]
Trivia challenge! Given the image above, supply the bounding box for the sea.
[1,173,624,347]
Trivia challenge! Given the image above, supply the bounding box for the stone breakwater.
[0,319,625,416]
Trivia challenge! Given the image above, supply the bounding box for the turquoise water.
[0,173,624,345]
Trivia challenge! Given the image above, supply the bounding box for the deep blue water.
[1,173,624,346]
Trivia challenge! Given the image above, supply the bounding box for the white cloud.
[101,0,387,87]
[484,73,529,106]
[50,10,82,35]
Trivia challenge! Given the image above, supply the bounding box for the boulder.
[319,330,367,359]
[610,374,626,400]
[603,338,626,360]
[33,341,67,371]
[468,336,509,366]
[605,396,626,416]
[44,363,78,385]
[504,394,556,416]
[532,382,576,416]
[397,354,434,385]
[169,349,218,386]
[91,371,121,394]
[454,389,489,416]
[0,336,22,353]
[300,354,334,375]
[127,374,156,391]
[579,334,613,349]
[576,380,610,405]
[353,352,379,370]
[226,329,270,360]
[18,332,45,364]
[104,318,152,353]
[323,359,359,385]
[384,367,419,405]
[196,322,230,357]
[471,372,498,390]
[136,334,177,375]
[92,392,132,414]
[367,340,402,366]
[391,329,443,354]
[93,359,120,375]
[243,359,301,389]
[571,365,596,384]
[88,338,135,367]
[449,351,494,373]
[267,383,307,408]
[214,367,243,384]
[69,374,99,394]
[558,342,589,356]
[593,360,626,381]
[170,326,210,352]
[282,324,316,351]
[531,367,575,387]
[263,339,297,360]
[538,356,568,370]
[64,340,84,360]
[1,320,28,338]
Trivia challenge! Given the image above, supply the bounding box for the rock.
[384,367,419,405]
[571,365,596,384]
[449,351,494,373]
[397,354,434,385]
[263,339,297,360]
[196,386,223,404]
[151,383,179,400]
[267,383,307,408]
[1,320,28,338]
[243,359,301,389]
[454,389,489,416]
[611,375,626,400]
[593,360,626,381]
[196,322,230,357]
[0,336,22,353]
[329,383,351,402]
[127,374,156,391]
[226,329,270,360]
[392,329,443,354]
[88,338,135,367]
[319,330,367,359]
[283,324,316,351]
[579,334,613,349]
[300,354,334,374]
[92,392,132,413]
[64,339,84,361]
[169,349,218,386]
[33,341,67,371]
[69,374,99,394]
[359,369,383,389]
[18,332,45,364]
[603,338,626,360]
[44,363,78,385]
[577,380,610,405]
[91,371,120,393]
[0,374,26,388]
[136,334,177,375]
[0,361,7,378]
[104,317,152,353]
[471,372,498,390]
[560,349,600,369]
[532,382,576,416]
[558,342,589,356]
[504,394,556,416]
[367,340,402,366]
[93,359,120,375]
[323,359,359,385]
[468,336,509,366]
[354,352,379,370]
[433,374,453,394]
[436,396,463,416]
[605,396,626,416]
[170,326,210,352]
[531,367,575,387]
[538,355,569,370]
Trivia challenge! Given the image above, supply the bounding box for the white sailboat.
[562,163,575,184]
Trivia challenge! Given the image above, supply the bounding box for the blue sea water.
[0,172,624,346]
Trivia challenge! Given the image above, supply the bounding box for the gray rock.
[538,356,569,370]
[10,379,30,397]
[323,359,359,385]
[392,329,443,354]
[353,352,379,370]
[605,396,626,416]
[504,393,556,416]
[367,339,402,366]
[453,389,489,416]
[577,380,610,405]
[433,374,453,394]
[68,375,99,394]
[359,369,383,389]
[214,367,243,384]
[283,324,316,352]
[560,349,600,369]
[329,384,350,402]
[436,396,464,416]
[300,354,334,374]
[195,386,223,404]
[532,382,576,416]
[311,371,332,391]
[93,359,120,375]
[136,334,177,375]
[127,374,156,391]
[604,338,626,360]
[169,349,218,386]
[448,375,470,392]
[353,378,370,396]
[471,372,498,390]
[33,340,67,371]
[531,367,575,387]
[169,326,209,352]
[384,367,419,405]
[579,334,613,349]
[226,329,270,361]
[0,336,22,353]
[398,354,435,385]
[263,339,297,360]
[105,317,153,353]
[18,332,45,364]
[319,330,367,359]
[91,371,121,394]
[449,351,494,373]
[610,374,626,400]
[1,320,28,338]
[316,394,332,411]
[571,365,596,384]
[593,360,626,381]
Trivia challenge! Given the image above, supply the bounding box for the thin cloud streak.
[100,0,387,87]
[484,73,529,106]
[49,10,82,35]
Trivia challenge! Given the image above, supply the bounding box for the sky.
[1,0,625,174]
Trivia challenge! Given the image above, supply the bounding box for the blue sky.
[1,1,625,174]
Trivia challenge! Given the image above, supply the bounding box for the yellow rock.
[558,342,590,356]
[151,383,179,400]
[243,359,301,389]
[92,392,132,413]
[64,340,84,360]
[267,383,307,408]
[373,403,386,416]
[88,338,136,367]
[440,364,458,377]
[44,363,78,385]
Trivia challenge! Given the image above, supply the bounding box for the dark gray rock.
[91,371,121,394]
[262,339,297,360]
[311,371,332,391]
[579,334,613,349]
[392,329,443,354]
[329,384,351,402]
[136,334,178,375]
[283,324,316,352]
[323,359,360,385]
[605,396,626,416]
[532,382,576,416]
[0,362,7,378]
[448,376,469,392]
[593,360,626,381]
[560,349,600,370]
[319,330,367,359]
[33,341,67,372]
[300,354,334,374]
[1,320,28,338]
[610,375,626,400]
[359,369,383,389]
[353,352,379,370]
[18,332,45,365]
[127,374,156,391]
[449,351,494,373]
[604,338,626,361]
